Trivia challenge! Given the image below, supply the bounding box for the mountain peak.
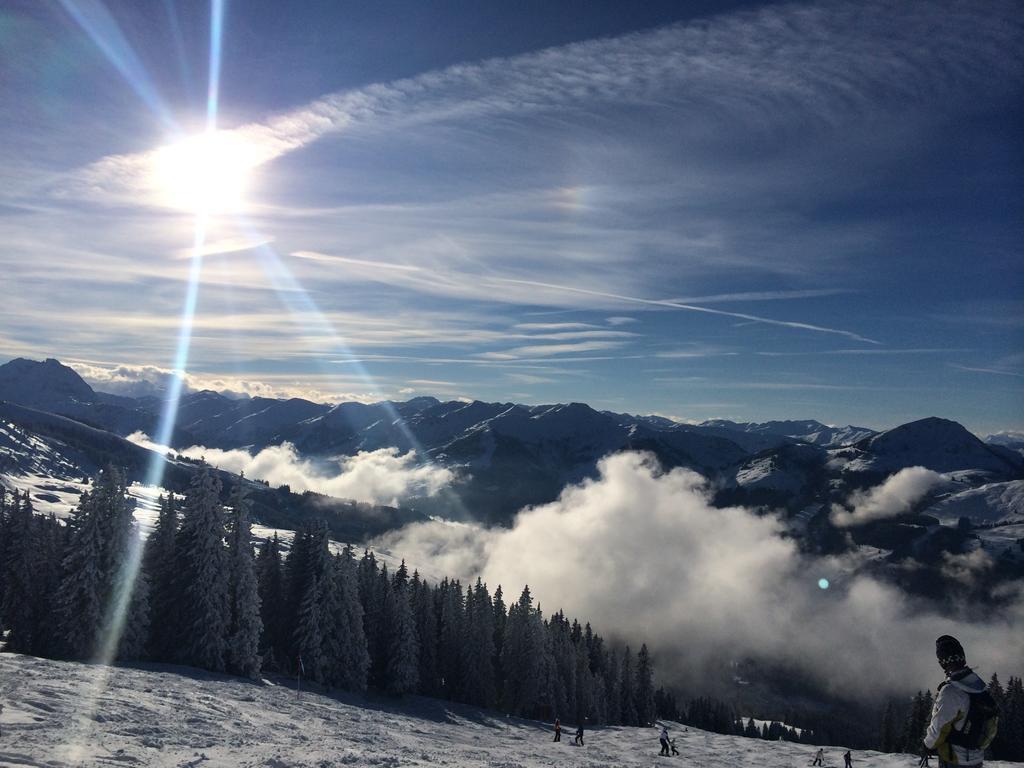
[0,357,96,409]
[851,416,1021,475]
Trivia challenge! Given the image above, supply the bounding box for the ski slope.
[1,654,1015,768]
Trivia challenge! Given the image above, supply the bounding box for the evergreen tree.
[2,492,38,653]
[326,545,369,692]
[491,584,507,703]
[574,631,594,724]
[501,586,542,716]
[411,571,439,696]
[117,545,149,662]
[384,561,419,695]
[292,524,370,691]
[84,467,148,663]
[282,525,314,671]
[255,533,285,669]
[438,579,466,700]
[144,494,179,659]
[225,478,262,678]
[619,645,638,726]
[30,514,65,658]
[357,550,385,681]
[635,644,656,726]
[462,578,496,707]
[605,648,622,724]
[174,470,229,672]
[880,697,901,752]
[1000,676,1024,762]
[54,489,105,659]
[295,571,326,682]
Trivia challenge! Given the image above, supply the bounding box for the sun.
[153,130,261,215]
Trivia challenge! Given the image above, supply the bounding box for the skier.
[843,750,852,768]
[553,718,561,742]
[670,737,679,756]
[659,724,671,756]
[812,747,825,766]
[923,635,998,767]
[574,725,584,746]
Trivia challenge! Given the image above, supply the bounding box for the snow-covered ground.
[924,480,1024,526]
[2,654,1015,768]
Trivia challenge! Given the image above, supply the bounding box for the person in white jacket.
[923,635,996,767]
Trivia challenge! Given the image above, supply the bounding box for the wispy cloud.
[477,340,628,360]
[491,277,880,344]
[948,363,1024,378]
[58,0,1022,208]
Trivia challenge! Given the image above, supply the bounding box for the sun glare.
[154,130,260,214]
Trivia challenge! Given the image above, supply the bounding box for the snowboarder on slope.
[659,725,671,756]
[553,718,561,742]
[843,750,852,768]
[924,635,998,768]
[574,725,584,746]
[812,747,825,766]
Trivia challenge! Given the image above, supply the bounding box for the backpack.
[945,685,999,751]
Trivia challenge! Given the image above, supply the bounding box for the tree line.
[0,468,662,726]
[2,469,1021,757]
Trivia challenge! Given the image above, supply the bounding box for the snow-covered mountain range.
[1,357,1022,572]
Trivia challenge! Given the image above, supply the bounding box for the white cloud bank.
[831,466,949,527]
[125,433,452,506]
[374,453,1024,697]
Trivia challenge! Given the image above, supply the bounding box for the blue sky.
[0,0,1021,434]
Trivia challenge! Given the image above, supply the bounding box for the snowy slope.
[840,418,1021,477]
[3,653,1010,768]
[922,480,1024,525]
[700,419,875,450]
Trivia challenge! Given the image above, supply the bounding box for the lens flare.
[818,578,830,590]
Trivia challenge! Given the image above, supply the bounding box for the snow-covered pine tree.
[295,571,326,683]
[574,632,594,725]
[542,612,573,720]
[144,494,179,660]
[255,533,285,669]
[369,564,394,689]
[84,466,148,662]
[325,545,369,692]
[117,543,149,662]
[619,644,638,726]
[491,584,507,701]
[605,646,621,723]
[635,644,656,726]
[225,478,262,678]
[174,469,229,672]
[282,525,315,672]
[356,549,384,679]
[501,585,542,716]
[411,570,439,696]
[384,560,419,696]
[438,578,465,700]
[30,514,64,658]
[54,489,105,659]
[461,578,495,707]
[2,492,37,653]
